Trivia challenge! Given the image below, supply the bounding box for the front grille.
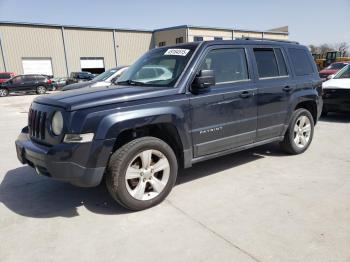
[28,109,47,140]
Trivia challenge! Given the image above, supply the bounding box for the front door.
[189,47,258,158]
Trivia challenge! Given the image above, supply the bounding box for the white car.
[322,65,350,115]
[134,66,173,84]
[62,66,129,91]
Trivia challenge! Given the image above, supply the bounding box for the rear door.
[189,46,258,157]
[252,47,294,141]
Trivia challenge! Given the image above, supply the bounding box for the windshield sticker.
[164,49,190,56]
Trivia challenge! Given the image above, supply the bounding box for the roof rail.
[238,37,299,45]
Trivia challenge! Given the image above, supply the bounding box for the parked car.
[62,66,128,91]
[322,64,350,115]
[15,40,322,210]
[0,72,16,84]
[319,62,350,81]
[0,74,53,97]
[65,72,95,85]
[51,77,69,90]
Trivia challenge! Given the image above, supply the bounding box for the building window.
[159,41,166,47]
[193,36,204,42]
[214,37,223,40]
[176,37,184,44]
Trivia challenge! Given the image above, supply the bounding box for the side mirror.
[191,70,215,93]
[111,76,119,84]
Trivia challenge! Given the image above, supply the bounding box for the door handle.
[240,91,252,98]
[283,86,293,92]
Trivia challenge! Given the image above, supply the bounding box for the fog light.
[64,133,94,143]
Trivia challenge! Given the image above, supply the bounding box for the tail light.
[46,79,52,84]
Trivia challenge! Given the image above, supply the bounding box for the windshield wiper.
[116,80,145,86]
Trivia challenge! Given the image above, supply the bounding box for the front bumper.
[15,128,115,187]
[323,89,350,113]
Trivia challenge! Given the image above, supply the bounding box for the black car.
[0,74,53,97]
[65,72,95,85]
[15,39,322,210]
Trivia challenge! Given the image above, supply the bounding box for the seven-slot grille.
[28,109,47,140]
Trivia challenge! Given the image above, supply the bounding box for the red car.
[0,72,16,84]
[319,62,350,81]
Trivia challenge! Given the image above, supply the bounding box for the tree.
[333,42,349,56]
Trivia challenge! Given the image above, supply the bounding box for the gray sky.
[0,0,349,46]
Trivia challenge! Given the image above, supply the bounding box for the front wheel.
[36,86,47,95]
[0,88,9,97]
[280,108,314,154]
[106,137,178,211]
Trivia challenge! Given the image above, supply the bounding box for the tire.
[280,108,314,155]
[36,86,47,95]
[106,137,178,211]
[0,88,9,97]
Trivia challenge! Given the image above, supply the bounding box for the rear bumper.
[15,128,115,187]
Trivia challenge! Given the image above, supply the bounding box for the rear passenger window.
[288,48,314,76]
[199,48,249,84]
[254,49,279,78]
[275,49,288,76]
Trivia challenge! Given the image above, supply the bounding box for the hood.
[61,81,94,91]
[34,85,176,111]
[323,78,350,89]
[319,69,338,75]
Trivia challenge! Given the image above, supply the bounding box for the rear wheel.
[106,137,178,211]
[280,108,314,154]
[36,86,46,95]
[0,88,9,97]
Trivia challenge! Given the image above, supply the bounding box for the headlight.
[51,111,63,136]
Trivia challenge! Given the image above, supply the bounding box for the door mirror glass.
[191,70,215,93]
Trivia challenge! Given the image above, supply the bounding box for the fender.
[94,105,192,151]
[282,88,321,134]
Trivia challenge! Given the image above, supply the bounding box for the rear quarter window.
[288,48,314,76]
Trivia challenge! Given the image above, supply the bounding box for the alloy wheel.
[293,115,311,148]
[0,89,8,97]
[125,149,170,201]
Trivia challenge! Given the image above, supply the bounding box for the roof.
[0,21,289,35]
[0,20,153,33]
[153,25,289,35]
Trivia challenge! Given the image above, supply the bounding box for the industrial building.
[0,21,289,77]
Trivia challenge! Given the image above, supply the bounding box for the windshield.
[326,63,347,70]
[334,65,350,79]
[93,68,119,81]
[117,45,197,87]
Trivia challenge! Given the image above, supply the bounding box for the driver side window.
[199,48,249,84]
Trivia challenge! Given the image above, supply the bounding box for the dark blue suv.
[15,40,323,210]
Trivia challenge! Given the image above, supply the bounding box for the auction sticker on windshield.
[164,49,190,56]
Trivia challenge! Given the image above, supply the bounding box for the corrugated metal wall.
[63,28,116,73]
[0,24,67,76]
[0,23,289,76]
[153,28,187,46]
[234,31,264,39]
[116,30,153,65]
[188,28,233,41]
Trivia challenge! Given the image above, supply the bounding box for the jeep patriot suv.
[15,40,323,210]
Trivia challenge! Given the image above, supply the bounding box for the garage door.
[22,58,53,76]
[80,58,105,74]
